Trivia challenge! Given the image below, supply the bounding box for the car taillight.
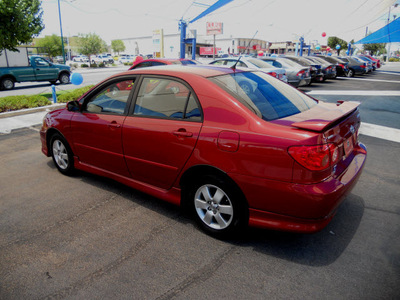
[326,66,332,71]
[288,144,339,171]
[361,64,366,68]
[296,70,305,77]
[338,64,344,68]
[269,72,277,78]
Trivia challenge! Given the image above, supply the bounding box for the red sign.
[206,22,223,35]
[200,47,221,55]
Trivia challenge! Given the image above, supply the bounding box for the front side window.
[83,79,135,115]
[35,58,50,66]
[209,71,317,121]
[133,77,201,121]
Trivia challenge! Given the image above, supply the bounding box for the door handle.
[173,129,193,137]
[108,121,121,129]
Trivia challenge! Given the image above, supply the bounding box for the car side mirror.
[67,100,81,112]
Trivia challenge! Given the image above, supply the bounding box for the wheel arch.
[46,128,71,156]
[58,70,71,82]
[179,165,248,210]
[0,75,17,89]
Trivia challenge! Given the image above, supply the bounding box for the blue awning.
[355,17,400,44]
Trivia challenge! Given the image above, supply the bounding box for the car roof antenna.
[231,30,258,72]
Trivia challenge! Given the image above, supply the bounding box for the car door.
[33,57,59,81]
[122,76,203,190]
[70,77,136,177]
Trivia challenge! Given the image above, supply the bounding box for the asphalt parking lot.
[0,65,399,299]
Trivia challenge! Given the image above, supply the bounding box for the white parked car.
[97,54,114,64]
[89,55,102,64]
[119,55,135,64]
[72,55,89,62]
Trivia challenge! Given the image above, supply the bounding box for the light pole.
[57,0,66,64]
[386,3,399,62]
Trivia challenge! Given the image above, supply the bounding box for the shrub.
[81,64,89,68]
[0,95,51,113]
[57,85,94,103]
[389,57,399,62]
[99,63,106,68]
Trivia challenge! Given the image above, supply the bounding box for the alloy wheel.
[194,184,234,230]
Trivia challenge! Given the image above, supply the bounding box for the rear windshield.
[209,71,317,121]
[247,58,274,69]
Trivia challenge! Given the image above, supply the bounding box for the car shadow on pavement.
[236,194,365,266]
[54,165,364,268]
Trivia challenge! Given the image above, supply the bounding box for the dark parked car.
[280,56,324,84]
[316,55,349,77]
[260,57,311,87]
[339,57,367,77]
[355,55,377,71]
[40,65,366,237]
[305,56,337,80]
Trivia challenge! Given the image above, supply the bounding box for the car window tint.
[272,61,282,68]
[210,60,225,65]
[134,77,201,121]
[150,61,167,66]
[209,71,316,121]
[180,60,197,65]
[84,79,135,115]
[134,62,152,69]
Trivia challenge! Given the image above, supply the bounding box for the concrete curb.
[0,103,66,119]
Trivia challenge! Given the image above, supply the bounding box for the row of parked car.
[125,54,381,89]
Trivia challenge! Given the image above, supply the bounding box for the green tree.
[78,33,106,65]
[363,43,386,55]
[0,0,44,52]
[111,40,125,55]
[36,35,63,59]
[328,36,348,55]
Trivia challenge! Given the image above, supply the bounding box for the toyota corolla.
[40,65,367,237]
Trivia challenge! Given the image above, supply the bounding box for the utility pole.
[57,0,66,64]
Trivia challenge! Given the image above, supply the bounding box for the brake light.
[288,144,339,171]
[338,64,344,68]
[296,70,305,77]
[326,66,332,71]
[269,72,277,78]
[361,64,366,69]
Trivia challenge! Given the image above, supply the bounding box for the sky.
[39,0,400,48]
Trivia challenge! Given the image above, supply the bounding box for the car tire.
[347,69,354,77]
[50,134,75,175]
[59,73,70,84]
[186,174,248,238]
[1,77,15,90]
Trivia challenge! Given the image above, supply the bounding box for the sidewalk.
[0,104,64,134]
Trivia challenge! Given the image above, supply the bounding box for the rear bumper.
[231,143,367,233]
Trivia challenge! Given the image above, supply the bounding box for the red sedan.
[40,65,367,237]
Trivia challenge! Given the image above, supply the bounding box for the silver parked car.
[209,57,288,83]
[260,57,311,87]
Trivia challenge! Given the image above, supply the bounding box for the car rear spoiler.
[291,101,360,132]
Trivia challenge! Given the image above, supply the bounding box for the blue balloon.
[336,44,341,50]
[71,72,83,85]
[316,45,321,50]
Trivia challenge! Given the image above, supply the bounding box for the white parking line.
[376,71,400,76]
[336,77,400,84]
[360,122,400,143]
[307,90,400,96]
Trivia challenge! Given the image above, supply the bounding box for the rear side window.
[209,71,317,121]
[133,77,201,121]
